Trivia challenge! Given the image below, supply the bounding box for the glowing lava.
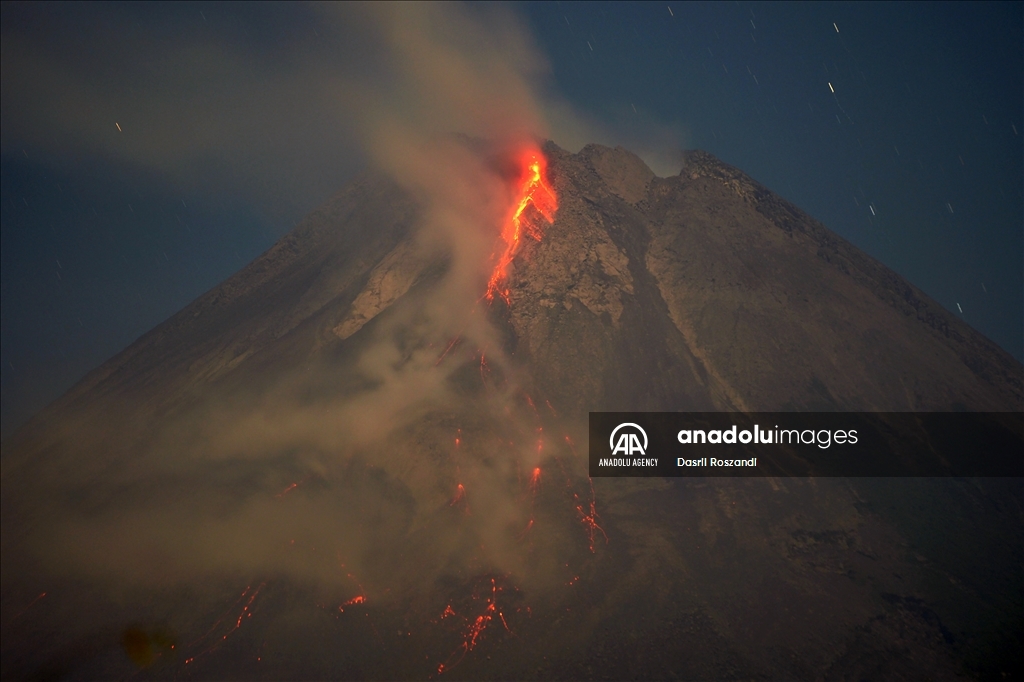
[183,583,265,666]
[437,577,512,675]
[449,483,467,508]
[338,595,366,613]
[562,435,608,552]
[485,149,558,303]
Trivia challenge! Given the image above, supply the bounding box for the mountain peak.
[11,141,1020,440]
[578,143,655,203]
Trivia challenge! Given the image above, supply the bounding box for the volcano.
[2,141,1021,680]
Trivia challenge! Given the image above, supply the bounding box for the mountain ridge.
[6,142,1020,463]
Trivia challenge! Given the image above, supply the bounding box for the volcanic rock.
[2,142,1021,681]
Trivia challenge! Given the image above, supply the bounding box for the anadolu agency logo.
[610,423,648,456]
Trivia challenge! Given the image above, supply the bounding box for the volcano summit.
[2,141,1021,680]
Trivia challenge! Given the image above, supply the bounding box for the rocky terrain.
[2,142,1021,680]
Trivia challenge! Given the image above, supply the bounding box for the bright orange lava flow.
[338,595,366,613]
[529,467,542,493]
[449,483,466,507]
[485,149,557,303]
[437,578,510,675]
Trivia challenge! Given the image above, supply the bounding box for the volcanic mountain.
[2,141,1021,680]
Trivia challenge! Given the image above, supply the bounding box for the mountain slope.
[15,142,1019,428]
[2,141,1021,681]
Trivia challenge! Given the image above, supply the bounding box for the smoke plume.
[6,3,597,617]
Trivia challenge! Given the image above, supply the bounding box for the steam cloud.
[4,2,598,613]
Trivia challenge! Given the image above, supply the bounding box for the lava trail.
[486,148,557,303]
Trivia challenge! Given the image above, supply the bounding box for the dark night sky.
[2,2,1021,435]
